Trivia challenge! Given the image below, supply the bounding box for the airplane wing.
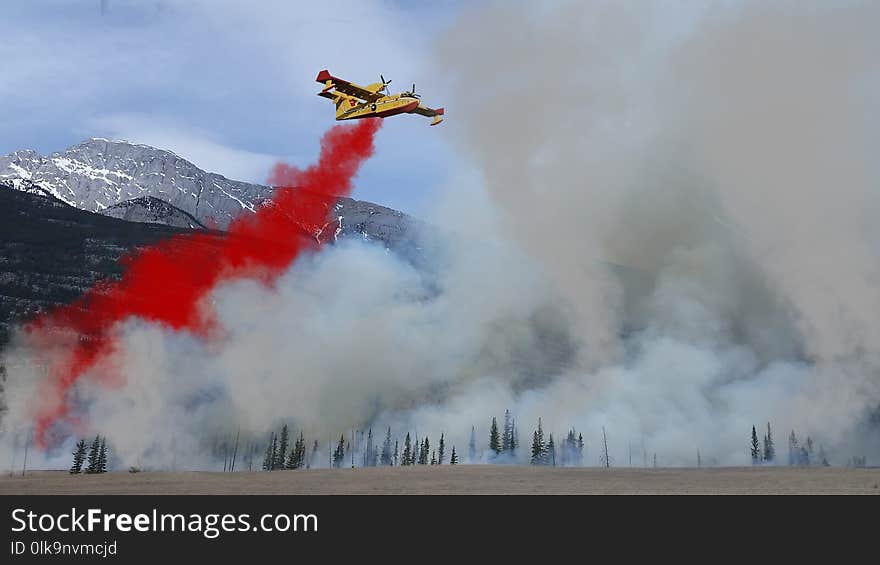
[316,70,381,102]
[413,104,445,125]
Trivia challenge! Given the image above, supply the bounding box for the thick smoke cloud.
[2,0,880,471]
[1,233,557,470]
[428,0,880,463]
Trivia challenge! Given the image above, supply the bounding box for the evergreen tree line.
[262,424,314,471]
[750,423,830,466]
[398,431,457,466]
[264,425,461,471]
[527,418,584,466]
[488,409,520,458]
[69,435,109,474]
[319,409,587,470]
[68,419,854,474]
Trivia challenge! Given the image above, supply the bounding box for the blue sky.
[0,0,467,215]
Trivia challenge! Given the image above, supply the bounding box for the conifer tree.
[402,433,413,466]
[394,439,399,467]
[364,428,375,467]
[262,432,275,471]
[751,425,760,464]
[531,431,541,465]
[763,422,775,462]
[450,446,458,465]
[297,432,306,469]
[502,409,512,452]
[511,419,518,454]
[561,429,583,466]
[438,433,446,465]
[286,435,296,469]
[70,439,87,474]
[489,416,502,455]
[419,437,430,465]
[489,417,501,455]
[85,435,101,474]
[468,426,477,463]
[275,425,289,470]
[332,434,346,468]
[547,434,556,466]
[788,431,799,466]
[287,432,306,469]
[97,437,108,473]
[530,418,547,465]
[536,418,544,453]
[559,429,577,467]
[431,450,437,465]
[381,428,393,466]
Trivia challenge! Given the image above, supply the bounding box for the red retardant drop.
[24,119,383,447]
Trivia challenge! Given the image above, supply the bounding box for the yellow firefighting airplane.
[316,70,444,126]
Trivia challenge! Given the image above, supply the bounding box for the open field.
[2,466,879,495]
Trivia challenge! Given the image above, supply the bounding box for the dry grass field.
[2,465,879,495]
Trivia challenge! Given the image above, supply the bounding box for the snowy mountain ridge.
[0,138,421,254]
[0,138,267,228]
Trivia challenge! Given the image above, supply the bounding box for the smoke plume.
[427,0,880,463]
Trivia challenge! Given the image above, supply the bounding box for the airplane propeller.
[411,83,421,99]
[380,74,392,95]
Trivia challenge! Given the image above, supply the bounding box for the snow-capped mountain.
[0,139,267,228]
[0,138,422,254]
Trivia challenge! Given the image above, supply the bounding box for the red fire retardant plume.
[24,119,382,447]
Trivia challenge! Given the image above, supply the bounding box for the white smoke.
[2,0,880,471]
[423,0,880,464]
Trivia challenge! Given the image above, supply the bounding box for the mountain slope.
[0,186,216,349]
[0,139,268,228]
[102,196,207,230]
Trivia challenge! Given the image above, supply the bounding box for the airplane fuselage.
[335,93,420,121]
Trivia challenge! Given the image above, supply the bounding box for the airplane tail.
[319,89,355,119]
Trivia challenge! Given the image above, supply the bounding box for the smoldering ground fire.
[2,1,880,471]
